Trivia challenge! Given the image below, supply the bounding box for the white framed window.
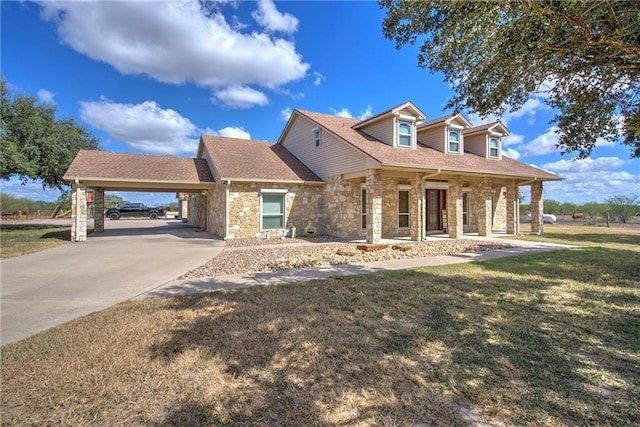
[398,122,412,147]
[314,129,321,147]
[260,189,286,230]
[361,185,367,230]
[489,137,499,158]
[448,130,460,153]
[398,186,410,228]
[462,192,469,225]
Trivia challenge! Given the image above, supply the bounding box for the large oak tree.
[380,0,640,158]
[1,76,99,189]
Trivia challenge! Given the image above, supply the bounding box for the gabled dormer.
[463,122,510,160]
[352,101,426,150]
[417,113,472,155]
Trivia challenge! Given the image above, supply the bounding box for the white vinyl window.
[398,188,410,228]
[462,192,469,225]
[398,122,412,147]
[489,137,499,158]
[449,130,460,153]
[261,190,286,230]
[314,129,321,148]
[361,186,367,230]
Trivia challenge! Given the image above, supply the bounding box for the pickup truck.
[105,203,166,220]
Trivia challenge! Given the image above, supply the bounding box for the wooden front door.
[426,189,447,231]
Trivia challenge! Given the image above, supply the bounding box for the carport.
[63,150,215,241]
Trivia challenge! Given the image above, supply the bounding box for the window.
[462,192,469,225]
[398,122,411,147]
[361,187,367,230]
[449,130,460,153]
[261,193,285,230]
[489,137,499,158]
[398,189,410,228]
[314,129,321,147]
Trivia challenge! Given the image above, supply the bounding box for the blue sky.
[2,0,638,206]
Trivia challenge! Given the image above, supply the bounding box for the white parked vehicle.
[524,213,557,224]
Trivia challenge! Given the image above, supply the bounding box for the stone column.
[530,180,544,234]
[477,179,493,237]
[178,193,189,219]
[447,177,464,239]
[505,182,518,235]
[366,169,382,244]
[94,187,104,233]
[410,173,423,241]
[71,181,88,242]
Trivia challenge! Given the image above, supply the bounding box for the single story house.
[64,101,561,243]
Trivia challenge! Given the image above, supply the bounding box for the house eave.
[379,163,563,182]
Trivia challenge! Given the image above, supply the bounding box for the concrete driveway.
[1,219,224,345]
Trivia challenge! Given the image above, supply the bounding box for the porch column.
[178,193,189,219]
[71,181,88,242]
[530,180,544,234]
[505,182,518,235]
[477,178,493,237]
[410,173,423,241]
[447,177,464,239]
[94,187,104,233]
[366,169,382,244]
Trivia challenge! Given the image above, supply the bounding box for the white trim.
[397,187,410,229]
[398,184,412,191]
[447,129,462,154]
[397,120,412,148]
[260,191,287,231]
[396,114,418,122]
[447,123,465,130]
[260,188,288,194]
[425,181,449,189]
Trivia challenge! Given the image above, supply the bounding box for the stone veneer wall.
[226,182,323,239]
[492,185,507,231]
[323,175,365,239]
[188,194,207,229]
[71,182,87,242]
[381,176,411,238]
[209,184,226,238]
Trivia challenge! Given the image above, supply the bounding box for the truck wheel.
[109,212,120,220]
[149,212,158,219]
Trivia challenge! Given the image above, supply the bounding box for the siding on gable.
[359,116,395,146]
[464,134,488,157]
[281,115,369,179]
[417,125,445,152]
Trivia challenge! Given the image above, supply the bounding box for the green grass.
[1,226,639,425]
[0,224,71,258]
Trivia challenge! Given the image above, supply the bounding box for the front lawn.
[1,227,639,425]
[0,224,70,258]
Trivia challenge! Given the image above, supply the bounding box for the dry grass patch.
[2,228,639,426]
[0,224,70,258]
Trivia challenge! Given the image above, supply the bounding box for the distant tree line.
[521,195,640,223]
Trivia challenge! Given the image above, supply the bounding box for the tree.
[1,76,99,189]
[605,195,639,223]
[380,0,640,158]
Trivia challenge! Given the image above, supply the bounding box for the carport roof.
[64,150,215,190]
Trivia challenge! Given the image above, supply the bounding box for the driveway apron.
[1,220,224,345]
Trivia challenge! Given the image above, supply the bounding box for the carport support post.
[506,182,518,235]
[71,181,88,242]
[93,188,104,232]
[531,180,544,234]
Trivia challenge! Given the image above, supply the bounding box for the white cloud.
[216,126,250,140]
[503,148,521,160]
[252,0,298,34]
[329,105,373,120]
[37,89,55,105]
[502,133,524,147]
[542,157,628,173]
[281,107,292,121]
[38,0,308,107]
[213,85,269,108]
[80,98,249,155]
[0,177,62,202]
[522,126,563,157]
[504,98,547,124]
[313,72,325,86]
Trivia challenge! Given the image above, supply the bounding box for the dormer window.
[489,137,499,158]
[398,122,412,147]
[448,130,460,153]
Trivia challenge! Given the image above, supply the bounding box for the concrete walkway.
[138,238,573,298]
[1,220,224,345]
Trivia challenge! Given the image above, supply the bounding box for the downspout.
[421,169,442,240]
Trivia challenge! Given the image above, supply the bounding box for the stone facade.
[477,179,493,236]
[492,185,507,231]
[209,184,226,237]
[381,176,412,238]
[447,177,464,239]
[366,169,383,243]
[71,182,87,242]
[530,180,544,234]
[323,175,365,239]
[505,183,518,234]
[188,193,208,230]
[94,188,104,233]
[225,182,323,239]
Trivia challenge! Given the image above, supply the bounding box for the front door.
[426,189,447,231]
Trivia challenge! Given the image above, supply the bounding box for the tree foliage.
[380,0,640,158]
[1,76,99,189]
[605,194,639,223]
